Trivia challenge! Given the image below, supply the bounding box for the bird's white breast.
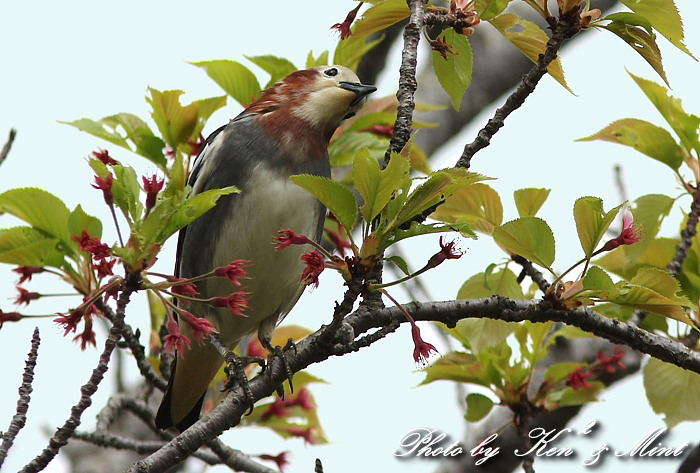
[207,164,321,345]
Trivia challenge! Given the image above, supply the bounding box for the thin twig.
[97,299,168,391]
[456,15,579,169]
[512,256,550,293]
[207,439,277,473]
[0,129,16,167]
[19,274,139,473]
[384,0,425,164]
[0,327,40,468]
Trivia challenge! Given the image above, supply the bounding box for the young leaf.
[380,221,475,252]
[582,266,616,292]
[474,0,510,21]
[514,188,551,217]
[291,175,358,231]
[559,381,605,407]
[334,35,385,72]
[354,150,410,221]
[600,13,669,86]
[431,29,473,111]
[245,55,297,88]
[146,89,199,149]
[577,118,683,171]
[573,197,623,259]
[619,0,695,59]
[0,227,65,268]
[544,362,585,384]
[465,393,494,422]
[306,50,329,68]
[60,118,130,149]
[607,267,696,325]
[628,71,700,154]
[432,183,502,235]
[347,0,410,44]
[453,269,522,352]
[191,60,262,107]
[419,351,493,387]
[488,13,572,93]
[492,217,556,269]
[385,254,410,275]
[0,188,72,245]
[394,170,488,227]
[644,358,700,428]
[68,205,103,242]
[624,194,675,262]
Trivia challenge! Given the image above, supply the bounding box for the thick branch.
[128,295,699,472]
[0,327,40,468]
[19,276,138,473]
[384,0,425,163]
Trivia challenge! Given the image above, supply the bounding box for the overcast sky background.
[0,1,699,472]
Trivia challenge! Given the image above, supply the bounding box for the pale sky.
[0,1,699,473]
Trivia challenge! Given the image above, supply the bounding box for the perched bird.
[155,65,376,431]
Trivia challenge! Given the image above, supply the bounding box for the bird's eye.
[324,68,339,77]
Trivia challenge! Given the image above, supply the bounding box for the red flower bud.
[275,229,311,251]
[301,250,325,288]
[164,318,191,354]
[258,452,291,472]
[14,286,39,306]
[178,310,217,342]
[214,260,248,286]
[0,310,23,328]
[92,149,118,166]
[92,174,114,206]
[331,2,362,40]
[411,323,438,365]
[210,291,250,317]
[602,209,641,251]
[12,266,44,284]
[427,236,463,268]
[142,174,165,212]
[566,367,593,390]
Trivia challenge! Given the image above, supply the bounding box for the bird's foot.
[222,351,265,415]
[261,337,296,399]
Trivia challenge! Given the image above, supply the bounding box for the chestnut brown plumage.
[155,66,375,431]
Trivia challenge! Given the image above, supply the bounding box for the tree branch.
[127,294,699,472]
[0,327,40,469]
[384,0,425,163]
[0,129,16,167]
[19,275,138,473]
[455,14,580,169]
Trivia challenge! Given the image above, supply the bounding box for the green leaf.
[514,188,550,217]
[245,55,297,88]
[145,186,240,245]
[385,254,410,275]
[348,0,410,44]
[68,205,103,241]
[601,13,669,86]
[465,393,495,422]
[431,29,473,111]
[603,267,696,325]
[334,35,385,71]
[306,50,329,68]
[582,266,616,292]
[291,175,358,230]
[644,358,700,428]
[474,0,510,21]
[452,269,521,352]
[146,89,199,149]
[625,194,675,262]
[102,113,167,167]
[60,118,129,149]
[394,169,488,227]
[419,351,494,387]
[578,118,684,171]
[431,183,502,235]
[0,188,72,245]
[489,13,572,93]
[492,217,555,269]
[112,164,143,221]
[381,221,475,253]
[329,131,389,167]
[573,197,623,259]
[620,0,695,59]
[191,60,261,107]
[354,150,410,221]
[628,71,700,154]
[0,227,65,268]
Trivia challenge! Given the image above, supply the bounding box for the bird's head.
[247,65,377,139]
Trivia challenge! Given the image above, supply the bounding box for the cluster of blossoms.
[565,346,627,390]
[73,230,117,279]
[159,260,249,354]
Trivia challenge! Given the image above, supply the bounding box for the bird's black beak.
[340,81,377,105]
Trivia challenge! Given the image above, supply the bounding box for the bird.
[155,65,376,431]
